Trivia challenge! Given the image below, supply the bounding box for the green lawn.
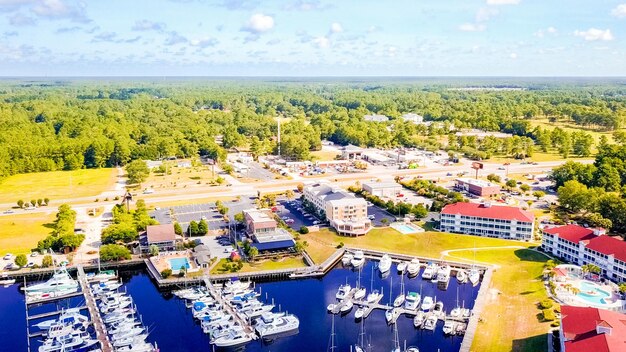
[0,213,55,255]
[0,168,117,204]
[210,256,306,275]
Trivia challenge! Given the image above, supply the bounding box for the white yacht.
[456,269,468,284]
[423,315,437,331]
[413,311,425,328]
[116,342,157,352]
[223,279,251,293]
[366,289,382,303]
[353,287,366,300]
[354,307,365,320]
[433,301,444,318]
[213,329,252,347]
[421,262,438,280]
[111,327,145,342]
[336,283,351,300]
[406,259,420,277]
[342,253,353,265]
[404,292,421,310]
[351,251,365,267]
[255,313,299,337]
[378,254,392,274]
[38,333,97,352]
[436,265,451,284]
[469,268,480,286]
[0,274,15,286]
[393,293,405,307]
[443,320,457,335]
[112,333,148,348]
[243,304,274,319]
[385,309,394,324]
[420,296,434,311]
[35,310,88,330]
[24,267,78,294]
[340,300,353,313]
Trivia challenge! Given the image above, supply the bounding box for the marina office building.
[303,182,372,236]
[243,208,295,252]
[541,224,626,283]
[440,202,535,241]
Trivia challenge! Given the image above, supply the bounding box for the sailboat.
[366,265,382,303]
[354,315,366,352]
[328,313,336,352]
[354,265,366,300]
[450,287,462,318]
[469,242,480,286]
[385,276,394,324]
[393,274,405,307]
[391,321,400,352]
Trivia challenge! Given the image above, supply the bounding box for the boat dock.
[77,265,113,352]
[202,276,259,342]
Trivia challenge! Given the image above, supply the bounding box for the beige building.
[304,182,371,236]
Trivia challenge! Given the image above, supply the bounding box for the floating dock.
[76,265,113,352]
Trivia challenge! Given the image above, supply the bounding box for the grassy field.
[310,149,341,161]
[529,117,623,154]
[445,248,551,352]
[0,168,117,204]
[0,213,55,255]
[210,256,307,275]
[143,164,221,192]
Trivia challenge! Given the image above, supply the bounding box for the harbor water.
[2,260,480,351]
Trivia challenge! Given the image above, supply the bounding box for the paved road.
[0,160,588,217]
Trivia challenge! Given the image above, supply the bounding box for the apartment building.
[242,209,295,252]
[303,182,371,236]
[440,202,535,240]
[559,306,626,352]
[541,224,626,283]
[454,178,501,197]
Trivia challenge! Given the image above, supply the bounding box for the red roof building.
[560,306,626,352]
[542,224,626,283]
[440,202,535,241]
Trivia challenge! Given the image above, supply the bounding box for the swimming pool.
[576,281,611,305]
[391,223,424,235]
[169,257,191,271]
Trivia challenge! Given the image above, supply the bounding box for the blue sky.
[0,0,625,76]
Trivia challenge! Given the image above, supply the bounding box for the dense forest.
[0,78,625,178]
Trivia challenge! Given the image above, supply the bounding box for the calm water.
[2,261,480,352]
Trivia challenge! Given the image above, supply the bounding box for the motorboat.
[243,303,275,319]
[421,262,438,280]
[112,333,148,348]
[255,313,299,337]
[396,261,407,274]
[35,310,88,330]
[213,329,252,347]
[462,308,472,318]
[194,308,224,321]
[116,342,157,352]
[421,296,434,311]
[423,315,437,331]
[456,269,468,284]
[45,320,88,339]
[108,321,143,336]
[92,280,122,294]
[404,292,421,310]
[406,347,420,352]
[378,254,392,274]
[351,251,365,267]
[342,253,353,265]
[86,270,116,282]
[393,293,405,307]
[24,267,78,294]
[99,297,132,313]
[336,283,351,300]
[406,259,420,277]
[230,290,259,303]
[104,312,135,325]
[353,287,366,300]
[27,288,79,301]
[327,303,336,312]
[354,307,365,320]
[455,322,468,335]
[436,265,451,284]
[413,311,425,328]
[469,268,480,286]
[111,327,145,342]
[208,323,244,339]
[38,333,98,352]
[433,301,444,318]
[443,320,457,335]
[366,289,382,303]
[223,279,250,293]
[340,300,353,313]
[385,309,394,324]
[0,274,15,286]
[450,306,462,318]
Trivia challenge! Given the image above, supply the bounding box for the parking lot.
[277,199,320,230]
[366,204,396,226]
[152,203,227,233]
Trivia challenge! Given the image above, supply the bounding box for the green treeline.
[37,204,84,251]
[1,80,625,178]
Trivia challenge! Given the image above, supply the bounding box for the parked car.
[3,209,14,214]
[30,252,38,257]
[367,215,376,220]
[285,219,295,224]
[26,262,35,268]
[3,253,13,261]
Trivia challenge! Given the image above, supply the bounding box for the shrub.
[100,244,131,262]
[41,255,53,268]
[542,309,556,321]
[551,321,561,327]
[161,269,172,279]
[337,242,344,248]
[299,226,309,234]
[539,299,554,309]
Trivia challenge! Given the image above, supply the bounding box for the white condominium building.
[303,182,371,236]
[440,202,535,241]
[541,224,626,283]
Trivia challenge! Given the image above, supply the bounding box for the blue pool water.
[2,261,481,351]
[576,281,611,305]
[393,224,421,234]
[169,257,191,270]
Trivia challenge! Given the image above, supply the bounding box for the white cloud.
[611,4,626,18]
[509,52,518,59]
[313,35,330,48]
[330,22,343,33]
[534,26,557,38]
[243,13,274,33]
[486,0,521,5]
[574,28,614,41]
[9,12,36,26]
[132,20,165,32]
[459,23,486,32]
[547,26,557,34]
[31,0,89,22]
[476,8,498,22]
[367,25,380,33]
[190,37,218,48]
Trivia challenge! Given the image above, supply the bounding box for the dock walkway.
[77,265,112,352]
[203,276,258,341]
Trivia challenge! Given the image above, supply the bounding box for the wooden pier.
[203,276,258,341]
[77,265,112,352]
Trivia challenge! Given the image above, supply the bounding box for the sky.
[0,0,625,76]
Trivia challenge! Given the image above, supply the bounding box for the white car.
[368,215,376,220]
[30,252,38,257]
[285,219,295,224]
[3,253,14,261]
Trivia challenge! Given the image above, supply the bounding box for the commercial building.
[362,181,402,198]
[140,224,179,253]
[401,113,424,124]
[440,202,535,240]
[363,114,389,122]
[541,224,626,282]
[454,178,501,197]
[341,144,365,160]
[304,182,371,236]
[559,305,626,352]
[243,209,295,252]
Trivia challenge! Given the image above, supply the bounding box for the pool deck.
[150,251,198,273]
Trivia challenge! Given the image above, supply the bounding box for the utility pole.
[277,118,281,157]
